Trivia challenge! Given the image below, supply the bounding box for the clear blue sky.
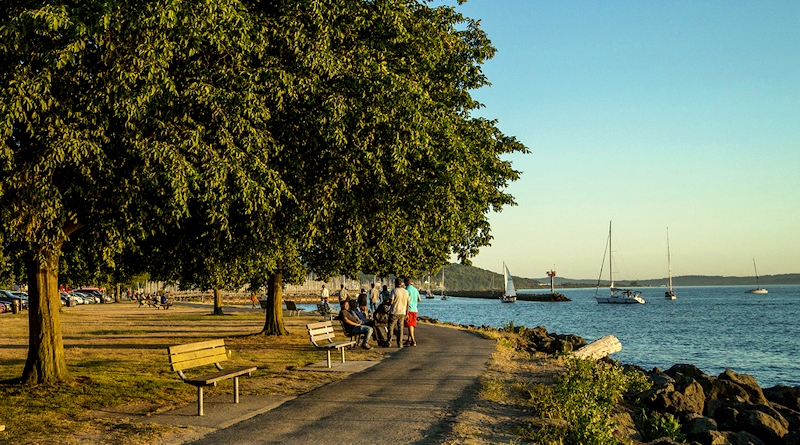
[451,0,800,280]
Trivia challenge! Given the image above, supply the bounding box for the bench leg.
[340,347,346,364]
[198,386,204,416]
[234,377,240,404]
[326,350,332,368]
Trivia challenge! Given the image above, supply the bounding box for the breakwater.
[440,290,571,302]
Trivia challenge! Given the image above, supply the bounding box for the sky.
[448,0,800,280]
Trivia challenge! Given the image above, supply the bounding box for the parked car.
[0,290,28,310]
[68,293,86,305]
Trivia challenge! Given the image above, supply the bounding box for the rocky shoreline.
[419,316,799,445]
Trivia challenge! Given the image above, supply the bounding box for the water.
[302,285,800,388]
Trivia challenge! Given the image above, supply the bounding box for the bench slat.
[169,339,225,355]
[183,366,257,386]
[171,351,229,372]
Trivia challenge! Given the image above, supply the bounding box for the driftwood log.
[573,335,621,360]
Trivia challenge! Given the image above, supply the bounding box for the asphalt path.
[189,323,496,445]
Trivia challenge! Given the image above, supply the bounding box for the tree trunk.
[213,288,224,315]
[22,246,70,384]
[262,268,288,335]
[115,283,121,303]
[573,335,622,360]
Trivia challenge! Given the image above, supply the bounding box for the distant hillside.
[432,264,800,290]
[431,263,542,291]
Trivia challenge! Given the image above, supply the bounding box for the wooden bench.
[285,300,300,316]
[156,301,173,310]
[168,339,257,416]
[306,321,356,368]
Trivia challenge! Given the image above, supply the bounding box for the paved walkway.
[188,323,496,445]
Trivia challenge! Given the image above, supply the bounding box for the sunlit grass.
[0,303,380,444]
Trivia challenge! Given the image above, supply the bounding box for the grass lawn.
[0,302,385,445]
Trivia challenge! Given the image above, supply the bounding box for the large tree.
[0,0,284,384]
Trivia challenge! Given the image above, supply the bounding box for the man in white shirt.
[387,278,410,348]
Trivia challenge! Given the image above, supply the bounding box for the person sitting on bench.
[337,300,374,350]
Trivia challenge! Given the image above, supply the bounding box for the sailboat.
[501,262,517,303]
[424,272,435,299]
[665,228,676,300]
[595,222,645,304]
[745,259,768,294]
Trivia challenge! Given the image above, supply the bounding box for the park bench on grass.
[284,300,301,316]
[168,339,257,416]
[156,301,173,310]
[306,321,356,368]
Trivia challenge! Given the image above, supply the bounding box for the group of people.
[320,278,422,349]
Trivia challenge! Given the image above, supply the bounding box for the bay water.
[419,285,800,388]
[302,285,800,388]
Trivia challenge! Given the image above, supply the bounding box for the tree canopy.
[0,0,527,383]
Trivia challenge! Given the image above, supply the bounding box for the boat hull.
[596,291,645,304]
[745,289,768,294]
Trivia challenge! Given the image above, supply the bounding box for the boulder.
[552,338,573,353]
[717,370,769,406]
[684,414,718,436]
[694,430,765,445]
[714,405,742,431]
[611,410,642,442]
[666,364,711,382]
[528,325,550,342]
[764,385,800,411]
[707,378,754,407]
[634,377,704,417]
[738,408,789,442]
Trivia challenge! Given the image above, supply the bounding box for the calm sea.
[304,285,800,388]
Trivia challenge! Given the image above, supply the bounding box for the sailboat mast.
[667,228,673,291]
[608,221,613,290]
[753,259,760,289]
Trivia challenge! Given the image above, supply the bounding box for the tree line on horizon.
[433,264,800,290]
[0,0,527,385]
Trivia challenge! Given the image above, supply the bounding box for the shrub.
[527,357,651,445]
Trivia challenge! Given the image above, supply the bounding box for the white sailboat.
[595,222,645,304]
[745,259,768,294]
[424,272,435,299]
[665,228,676,300]
[501,262,517,303]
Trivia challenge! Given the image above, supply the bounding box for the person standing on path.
[369,283,381,314]
[387,278,410,348]
[380,284,391,303]
[338,284,349,309]
[404,278,421,346]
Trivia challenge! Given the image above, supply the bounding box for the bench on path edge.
[168,339,257,416]
[306,321,356,368]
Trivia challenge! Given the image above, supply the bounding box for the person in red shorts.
[403,277,422,346]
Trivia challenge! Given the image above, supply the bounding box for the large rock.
[707,379,755,409]
[693,430,765,445]
[528,325,550,342]
[666,364,711,383]
[611,410,642,442]
[765,385,800,411]
[717,370,769,406]
[738,408,789,442]
[684,414,718,435]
